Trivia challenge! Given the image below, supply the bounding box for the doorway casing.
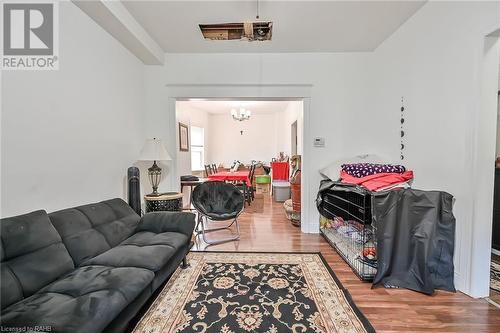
[291,120,298,156]
[468,25,500,298]
[164,84,314,233]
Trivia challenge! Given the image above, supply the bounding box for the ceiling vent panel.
[199,22,273,41]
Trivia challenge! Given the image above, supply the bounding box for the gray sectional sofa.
[0,198,195,333]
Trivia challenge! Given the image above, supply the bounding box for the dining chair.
[192,181,244,245]
[235,164,255,205]
[204,164,213,177]
[211,164,218,173]
[248,163,257,201]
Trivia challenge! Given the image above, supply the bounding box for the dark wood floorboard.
[191,193,500,332]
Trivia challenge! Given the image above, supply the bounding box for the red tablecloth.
[208,171,252,186]
[271,162,289,181]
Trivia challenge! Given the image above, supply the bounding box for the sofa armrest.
[136,211,195,238]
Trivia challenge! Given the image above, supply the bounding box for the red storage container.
[291,183,301,211]
[271,162,289,181]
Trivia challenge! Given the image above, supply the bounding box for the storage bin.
[291,183,301,211]
[273,181,291,202]
[255,175,271,184]
[284,199,300,227]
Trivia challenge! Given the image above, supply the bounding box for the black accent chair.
[192,181,244,245]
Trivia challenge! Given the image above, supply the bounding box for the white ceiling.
[122,0,426,53]
[177,100,292,114]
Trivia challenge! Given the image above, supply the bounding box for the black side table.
[144,192,183,212]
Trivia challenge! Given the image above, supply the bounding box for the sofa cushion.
[81,231,189,272]
[122,231,189,249]
[49,198,140,266]
[136,211,196,238]
[0,265,154,333]
[0,210,74,310]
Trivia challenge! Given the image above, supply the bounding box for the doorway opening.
[478,28,500,301]
[490,55,500,306]
[175,98,305,242]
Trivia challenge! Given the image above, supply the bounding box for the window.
[191,126,204,171]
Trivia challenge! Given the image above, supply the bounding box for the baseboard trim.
[485,297,500,308]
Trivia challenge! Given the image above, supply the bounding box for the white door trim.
[467,33,500,297]
[164,83,316,233]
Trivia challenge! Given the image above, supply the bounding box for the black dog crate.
[319,186,377,281]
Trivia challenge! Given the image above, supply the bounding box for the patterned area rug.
[133,252,374,333]
[491,260,500,293]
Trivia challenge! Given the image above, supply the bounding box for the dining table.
[208,171,252,186]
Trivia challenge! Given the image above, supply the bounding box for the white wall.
[276,101,304,157]
[1,2,146,216]
[176,101,303,174]
[369,1,500,297]
[209,112,279,166]
[175,102,211,177]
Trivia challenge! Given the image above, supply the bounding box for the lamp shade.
[139,138,172,161]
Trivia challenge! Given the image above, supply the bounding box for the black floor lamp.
[139,138,172,196]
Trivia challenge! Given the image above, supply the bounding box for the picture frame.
[179,122,189,151]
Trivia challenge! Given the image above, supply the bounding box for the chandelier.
[231,108,251,121]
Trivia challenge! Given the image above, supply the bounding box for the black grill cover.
[371,189,456,294]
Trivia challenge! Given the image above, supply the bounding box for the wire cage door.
[319,186,377,281]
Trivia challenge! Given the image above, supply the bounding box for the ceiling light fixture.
[231,108,251,122]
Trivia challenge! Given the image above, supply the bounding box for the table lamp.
[139,138,172,196]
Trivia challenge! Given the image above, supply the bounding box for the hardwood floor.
[191,193,500,332]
